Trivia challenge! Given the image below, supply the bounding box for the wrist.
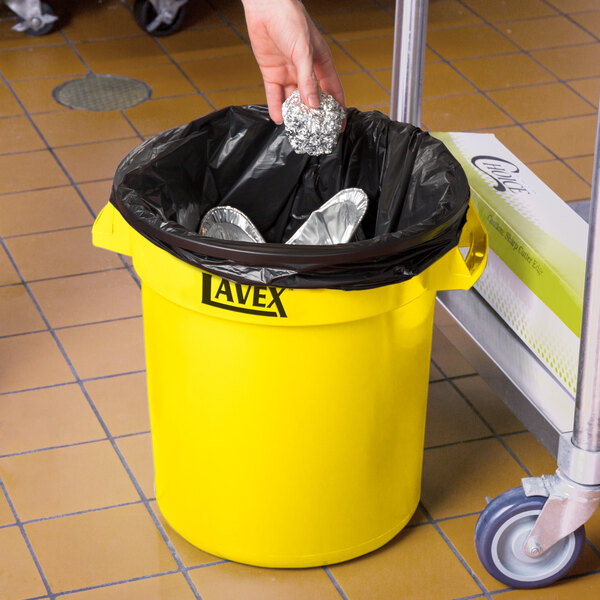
[242,0,301,11]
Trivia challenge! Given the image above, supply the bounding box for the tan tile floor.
[1,0,600,599]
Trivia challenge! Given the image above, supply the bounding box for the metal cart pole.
[391,0,600,587]
[390,0,428,125]
[572,130,600,456]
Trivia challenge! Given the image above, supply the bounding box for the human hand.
[242,0,345,124]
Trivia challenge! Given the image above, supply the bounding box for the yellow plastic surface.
[92,202,487,567]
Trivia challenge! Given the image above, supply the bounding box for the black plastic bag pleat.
[110,105,469,290]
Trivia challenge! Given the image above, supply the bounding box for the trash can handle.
[92,202,133,257]
[425,200,488,291]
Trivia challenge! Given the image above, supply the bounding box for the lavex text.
[201,273,287,317]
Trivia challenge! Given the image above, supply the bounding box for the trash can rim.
[111,194,467,268]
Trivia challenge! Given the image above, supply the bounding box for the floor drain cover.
[53,74,151,111]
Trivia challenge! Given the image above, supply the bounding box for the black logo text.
[201,273,287,318]
[472,155,530,194]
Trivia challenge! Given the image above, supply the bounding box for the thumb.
[295,50,320,109]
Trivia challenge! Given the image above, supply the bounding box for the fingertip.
[298,82,319,109]
[332,90,346,112]
[264,81,285,124]
[267,100,283,124]
[270,108,283,125]
[297,62,319,108]
[316,75,345,109]
[308,93,320,109]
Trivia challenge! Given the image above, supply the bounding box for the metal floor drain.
[53,74,152,111]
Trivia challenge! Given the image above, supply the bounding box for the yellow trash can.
[93,200,486,568]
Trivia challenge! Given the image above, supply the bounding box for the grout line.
[58,21,239,46]
[0,437,109,460]
[495,430,537,440]
[1,68,90,81]
[0,369,146,398]
[585,538,600,561]
[0,380,78,398]
[52,314,143,332]
[113,429,152,439]
[422,510,482,525]
[48,557,258,599]
[2,223,96,240]
[0,178,111,198]
[53,569,181,598]
[0,316,142,341]
[424,434,524,452]
[0,476,56,599]
[0,328,49,341]
[185,559,231,571]
[0,429,151,461]
[0,266,134,287]
[460,76,589,94]
[16,500,146,527]
[0,135,140,158]
[445,372,480,382]
[81,368,146,382]
[444,44,592,64]
[419,504,494,599]
[0,181,78,197]
[323,566,351,600]
[0,37,67,51]
[488,569,600,595]
[430,357,476,380]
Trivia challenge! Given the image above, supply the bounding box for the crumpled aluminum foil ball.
[282,90,345,156]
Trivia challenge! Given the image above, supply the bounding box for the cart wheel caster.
[474,486,585,588]
[18,2,56,36]
[133,0,185,36]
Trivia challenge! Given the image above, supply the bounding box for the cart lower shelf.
[435,289,575,458]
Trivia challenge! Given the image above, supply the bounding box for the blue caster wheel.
[474,487,585,588]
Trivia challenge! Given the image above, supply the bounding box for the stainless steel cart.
[391,0,600,589]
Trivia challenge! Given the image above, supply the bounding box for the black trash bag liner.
[110,105,469,290]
